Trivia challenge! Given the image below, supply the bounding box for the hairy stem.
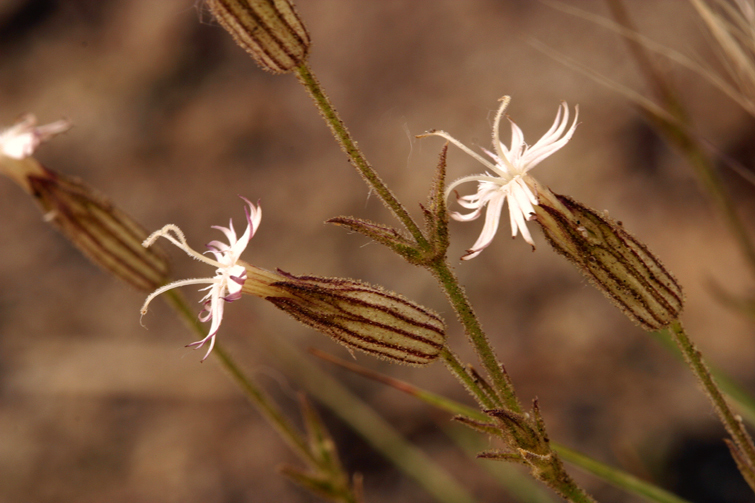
[294,63,428,248]
[668,320,755,483]
[293,61,601,501]
[432,259,521,413]
[440,346,499,410]
[293,61,518,411]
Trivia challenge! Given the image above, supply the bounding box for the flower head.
[0,114,70,160]
[141,197,261,361]
[0,115,71,193]
[421,96,578,259]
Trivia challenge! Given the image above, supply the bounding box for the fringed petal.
[141,197,258,360]
[433,97,577,258]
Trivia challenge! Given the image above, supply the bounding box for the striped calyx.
[208,0,310,74]
[253,269,446,365]
[534,188,683,330]
[29,167,170,292]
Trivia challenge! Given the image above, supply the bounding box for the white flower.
[0,114,70,160]
[141,197,261,361]
[423,96,578,260]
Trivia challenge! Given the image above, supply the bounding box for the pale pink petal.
[141,197,260,360]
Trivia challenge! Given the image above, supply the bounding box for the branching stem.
[432,260,521,413]
[293,60,598,502]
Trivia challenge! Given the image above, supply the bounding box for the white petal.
[508,119,526,165]
[429,97,578,257]
[0,115,70,159]
[140,277,216,315]
[141,197,260,361]
[451,208,484,222]
[521,105,578,171]
[462,191,507,260]
[507,181,537,246]
[536,102,567,145]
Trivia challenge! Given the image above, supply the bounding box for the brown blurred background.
[1,1,755,501]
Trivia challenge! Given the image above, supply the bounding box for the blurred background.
[1,0,755,501]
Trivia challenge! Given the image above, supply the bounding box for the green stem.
[213,344,320,462]
[163,289,317,466]
[441,346,498,409]
[432,259,521,413]
[651,329,755,426]
[293,60,597,501]
[555,475,597,503]
[668,320,755,472]
[294,63,428,248]
[294,61,517,411]
[333,354,689,503]
[554,444,690,503]
[447,424,559,503]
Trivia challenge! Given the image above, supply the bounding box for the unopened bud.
[207,0,310,74]
[243,265,446,365]
[534,187,683,330]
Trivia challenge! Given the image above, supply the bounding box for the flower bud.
[243,265,446,365]
[207,0,310,74]
[533,187,683,330]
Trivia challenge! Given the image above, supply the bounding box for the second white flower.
[421,96,578,259]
